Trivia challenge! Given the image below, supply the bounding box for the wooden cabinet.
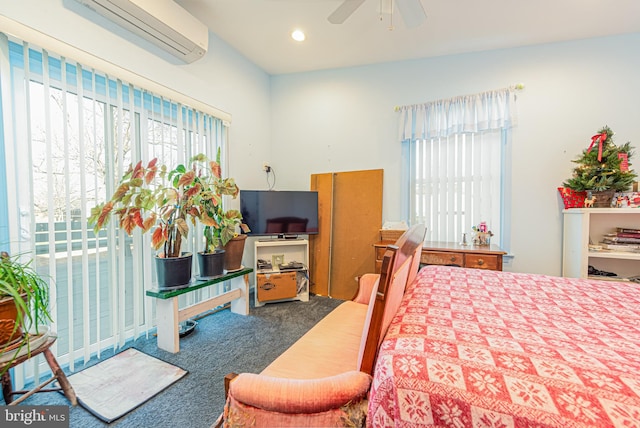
[310,169,383,299]
[562,208,640,280]
[374,241,505,272]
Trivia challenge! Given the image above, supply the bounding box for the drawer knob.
[477,259,484,265]
[450,256,456,262]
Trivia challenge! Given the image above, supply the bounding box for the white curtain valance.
[398,87,518,141]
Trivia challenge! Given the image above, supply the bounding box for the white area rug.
[67,348,188,423]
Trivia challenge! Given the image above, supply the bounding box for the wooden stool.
[0,336,77,406]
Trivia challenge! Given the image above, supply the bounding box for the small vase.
[197,249,225,279]
[472,231,491,246]
[223,235,247,271]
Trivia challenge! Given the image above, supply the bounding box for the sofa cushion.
[260,300,369,379]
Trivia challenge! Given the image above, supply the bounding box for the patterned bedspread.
[368,265,640,427]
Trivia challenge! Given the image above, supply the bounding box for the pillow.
[229,370,372,413]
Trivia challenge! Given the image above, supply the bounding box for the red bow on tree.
[587,132,607,162]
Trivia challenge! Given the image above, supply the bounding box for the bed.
[368,265,640,427]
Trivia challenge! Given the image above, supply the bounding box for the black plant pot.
[155,252,192,290]
[197,249,225,279]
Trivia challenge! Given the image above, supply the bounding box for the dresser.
[374,240,506,272]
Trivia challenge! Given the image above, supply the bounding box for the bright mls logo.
[1,406,68,427]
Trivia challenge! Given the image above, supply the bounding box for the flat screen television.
[240,190,319,237]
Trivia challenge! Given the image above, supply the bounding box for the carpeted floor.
[3,292,343,428]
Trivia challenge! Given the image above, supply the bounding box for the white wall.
[2,1,639,276]
[270,33,640,275]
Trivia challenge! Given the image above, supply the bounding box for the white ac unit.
[76,0,209,63]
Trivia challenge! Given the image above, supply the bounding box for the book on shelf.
[617,227,640,234]
[602,235,640,244]
[616,232,640,239]
[600,242,640,252]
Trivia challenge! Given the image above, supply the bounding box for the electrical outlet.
[263,162,271,172]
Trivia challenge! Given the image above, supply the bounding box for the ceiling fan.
[328,0,427,28]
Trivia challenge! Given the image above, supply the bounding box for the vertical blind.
[407,131,503,243]
[0,32,228,387]
[398,88,517,244]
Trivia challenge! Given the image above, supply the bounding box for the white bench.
[146,267,252,353]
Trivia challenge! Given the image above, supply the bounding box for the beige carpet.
[67,348,188,423]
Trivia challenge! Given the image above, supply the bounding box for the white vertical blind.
[0,32,228,387]
[408,131,503,244]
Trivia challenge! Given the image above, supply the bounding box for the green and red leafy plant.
[89,151,247,257]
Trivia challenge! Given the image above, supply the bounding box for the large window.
[398,88,517,249]
[0,31,228,385]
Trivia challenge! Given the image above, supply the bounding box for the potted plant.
[0,251,52,373]
[89,157,203,289]
[563,125,637,207]
[89,152,249,286]
[192,150,249,276]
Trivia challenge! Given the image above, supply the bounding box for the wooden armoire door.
[309,169,383,299]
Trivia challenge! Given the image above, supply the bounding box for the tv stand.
[253,239,309,307]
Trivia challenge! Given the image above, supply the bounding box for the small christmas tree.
[563,125,637,192]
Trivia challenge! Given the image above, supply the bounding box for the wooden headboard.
[358,224,426,375]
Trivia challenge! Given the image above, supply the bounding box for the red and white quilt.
[368,265,640,427]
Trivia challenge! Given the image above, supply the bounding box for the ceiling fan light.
[291,29,306,42]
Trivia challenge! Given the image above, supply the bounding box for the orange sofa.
[220,224,426,427]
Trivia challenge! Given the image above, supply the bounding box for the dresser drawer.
[375,246,388,261]
[421,251,463,266]
[465,254,500,270]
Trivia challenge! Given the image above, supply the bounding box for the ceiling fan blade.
[328,0,366,24]
[395,0,427,28]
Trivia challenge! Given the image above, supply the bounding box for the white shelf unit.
[254,238,310,307]
[562,208,640,281]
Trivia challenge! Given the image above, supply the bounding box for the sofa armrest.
[228,371,372,414]
[352,274,380,304]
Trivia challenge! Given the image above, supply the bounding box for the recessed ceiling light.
[291,29,306,42]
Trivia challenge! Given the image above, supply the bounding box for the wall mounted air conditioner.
[76,0,209,63]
